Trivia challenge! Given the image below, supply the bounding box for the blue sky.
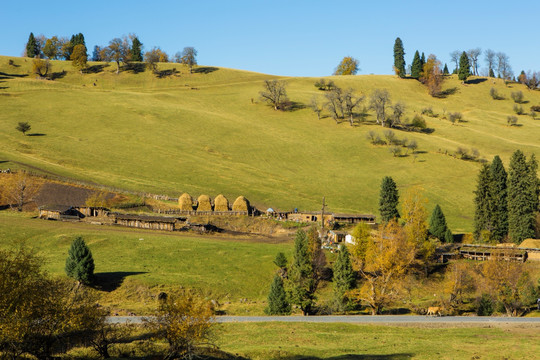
[2,0,539,77]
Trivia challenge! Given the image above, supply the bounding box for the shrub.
[8,59,15,66]
[421,107,435,116]
[476,293,494,316]
[456,147,468,159]
[448,112,462,124]
[389,146,401,157]
[530,105,540,112]
[366,130,377,144]
[511,91,524,104]
[530,110,537,119]
[410,114,427,129]
[507,115,518,126]
[489,87,503,100]
[383,129,396,144]
[513,104,524,115]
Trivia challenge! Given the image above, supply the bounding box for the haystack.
[232,196,250,213]
[197,194,213,211]
[214,194,229,211]
[178,193,194,211]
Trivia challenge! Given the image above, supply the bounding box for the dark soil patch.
[34,182,114,207]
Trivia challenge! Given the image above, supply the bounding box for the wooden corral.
[287,211,333,224]
[75,206,109,217]
[113,214,177,231]
[333,213,376,224]
[459,244,527,262]
[39,205,80,221]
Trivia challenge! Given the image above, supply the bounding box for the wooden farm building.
[328,230,347,243]
[113,214,177,231]
[519,239,540,261]
[39,205,80,221]
[459,244,527,262]
[75,206,109,217]
[332,213,376,224]
[287,211,375,225]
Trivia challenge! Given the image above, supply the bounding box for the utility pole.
[321,196,326,231]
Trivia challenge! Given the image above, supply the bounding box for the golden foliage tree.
[32,57,52,78]
[0,171,41,211]
[481,259,537,317]
[420,54,443,97]
[334,56,359,75]
[71,44,88,73]
[149,291,215,360]
[350,220,416,314]
[349,222,371,269]
[443,262,476,313]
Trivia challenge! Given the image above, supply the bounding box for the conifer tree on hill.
[411,51,422,79]
[489,155,508,242]
[429,204,448,241]
[26,32,38,58]
[65,236,95,285]
[473,163,492,242]
[130,37,143,62]
[379,176,400,223]
[458,51,471,81]
[393,37,406,78]
[288,230,315,315]
[265,274,291,315]
[332,245,355,310]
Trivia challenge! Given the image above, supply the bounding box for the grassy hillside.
[1,56,540,231]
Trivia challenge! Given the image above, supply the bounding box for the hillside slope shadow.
[93,271,147,292]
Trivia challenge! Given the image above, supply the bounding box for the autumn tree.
[16,121,31,135]
[349,222,371,268]
[443,262,476,313]
[369,89,391,127]
[1,171,41,211]
[393,37,406,78]
[260,80,288,110]
[334,56,359,75]
[0,248,105,360]
[43,36,60,59]
[181,47,198,73]
[481,259,537,316]
[71,44,87,73]
[379,176,399,223]
[145,47,167,73]
[101,37,130,74]
[32,58,52,78]
[350,220,416,315]
[420,54,443,96]
[149,290,215,360]
[288,229,316,315]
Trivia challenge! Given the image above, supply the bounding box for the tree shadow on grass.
[281,354,414,360]
[50,70,67,80]
[27,133,46,137]
[84,64,109,74]
[434,87,458,98]
[156,68,180,78]
[0,72,28,79]
[93,271,147,292]
[282,101,306,112]
[124,62,146,74]
[193,66,219,74]
[466,78,487,85]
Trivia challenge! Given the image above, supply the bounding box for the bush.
[389,146,401,157]
[410,114,427,129]
[448,112,462,124]
[476,293,494,316]
[530,105,540,112]
[383,129,396,144]
[489,87,503,100]
[421,107,436,117]
[8,59,15,66]
[513,104,524,115]
[456,147,468,159]
[511,91,524,104]
[507,115,518,126]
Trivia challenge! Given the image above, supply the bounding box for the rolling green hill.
[1,56,540,231]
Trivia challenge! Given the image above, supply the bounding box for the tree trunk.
[115,61,120,74]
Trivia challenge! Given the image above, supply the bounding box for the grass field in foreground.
[0,211,291,314]
[217,322,540,360]
[1,56,539,231]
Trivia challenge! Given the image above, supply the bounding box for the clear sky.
[2,0,539,77]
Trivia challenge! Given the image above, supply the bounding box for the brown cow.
[426,306,442,316]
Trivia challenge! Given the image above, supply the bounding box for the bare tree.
[1,172,41,211]
[343,88,364,126]
[391,102,406,127]
[101,37,130,74]
[484,49,496,76]
[467,48,481,76]
[450,50,461,73]
[369,89,391,127]
[260,80,288,110]
[181,47,197,73]
[496,52,513,80]
[310,96,323,120]
[325,86,345,123]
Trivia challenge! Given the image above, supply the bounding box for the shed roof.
[39,205,74,213]
[114,214,177,223]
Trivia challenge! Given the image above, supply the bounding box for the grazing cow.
[427,306,442,316]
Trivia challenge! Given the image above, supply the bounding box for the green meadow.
[1,56,540,232]
[0,211,290,314]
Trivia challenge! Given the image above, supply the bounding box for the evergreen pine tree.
[429,204,448,241]
[420,52,426,68]
[379,176,400,222]
[458,51,471,81]
[65,236,95,285]
[131,37,143,62]
[288,230,315,315]
[489,156,508,242]
[444,228,454,243]
[26,32,38,58]
[443,63,449,75]
[332,245,355,311]
[489,68,495,78]
[508,150,536,243]
[411,51,422,79]
[473,164,493,242]
[274,252,288,269]
[527,154,539,214]
[265,274,291,315]
[92,45,101,61]
[393,37,406,78]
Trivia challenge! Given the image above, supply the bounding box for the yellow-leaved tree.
[333,56,359,75]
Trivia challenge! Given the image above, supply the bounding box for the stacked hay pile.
[197,194,213,211]
[232,196,250,213]
[178,193,194,211]
[214,194,229,211]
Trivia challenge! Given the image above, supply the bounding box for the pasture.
[1,56,539,231]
